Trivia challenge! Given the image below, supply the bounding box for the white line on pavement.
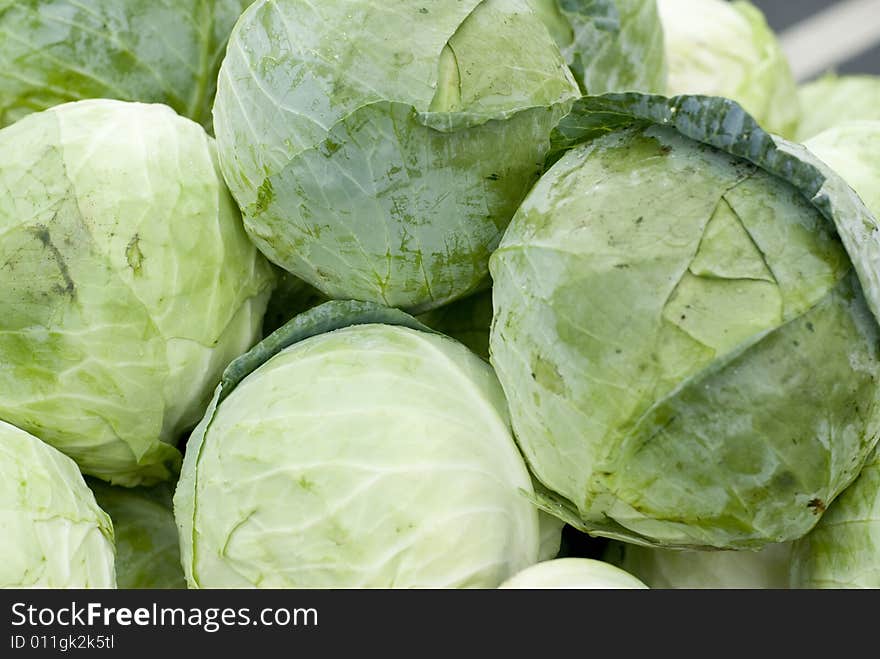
[779,0,880,81]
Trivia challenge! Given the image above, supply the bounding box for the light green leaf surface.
[1,420,115,588]
[214,0,580,312]
[657,0,799,138]
[175,301,540,588]
[805,121,880,218]
[490,94,880,549]
[538,511,566,561]
[791,449,880,588]
[789,120,880,589]
[500,557,647,588]
[0,100,275,486]
[0,0,250,130]
[795,75,880,141]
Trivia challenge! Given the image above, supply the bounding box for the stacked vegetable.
[1,0,879,589]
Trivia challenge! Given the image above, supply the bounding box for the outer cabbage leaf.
[657,0,799,138]
[490,93,880,549]
[175,301,540,588]
[88,480,185,589]
[529,0,666,94]
[0,100,275,486]
[791,449,880,588]
[796,75,880,141]
[804,121,880,217]
[1,420,115,588]
[538,512,566,561]
[788,121,880,589]
[0,0,250,130]
[213,0,580,312]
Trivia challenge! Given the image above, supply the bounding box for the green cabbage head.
[213,0,581,313]
[0,99,275,486]
[175,301,541,588]
[1,420,115,588]
[528,0,667,94]
[499,558,647,588]
[490,94,880,550]
[795,75,880,141]
[0,0,251,130]
[657,0,799,138]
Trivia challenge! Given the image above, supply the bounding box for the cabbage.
[796,75,880,141]
[0,99,275,486]
[213,0,581,312]
[788,120,880,588]
[804,121,880,216]
[791,449,880,588]
[175,301,541,588]
[490,94,880,549]
[538,512,566,561]
[0,0,250,130]
[500,558,647,588]
[1,420,115,588]
[529,0,667,94]
[657,0,799,138]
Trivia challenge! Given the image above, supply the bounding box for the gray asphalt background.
[752,0,879,75]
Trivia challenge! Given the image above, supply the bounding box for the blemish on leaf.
[30,224,75,299]
[253,178,275,215]
[321,139,342,157]
[126,234,145,274]
[531,355,565,396]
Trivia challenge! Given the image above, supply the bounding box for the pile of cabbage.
[1,0,879,590]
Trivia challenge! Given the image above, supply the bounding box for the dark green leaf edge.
[218,299,435,404]
[548,93,880,325]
